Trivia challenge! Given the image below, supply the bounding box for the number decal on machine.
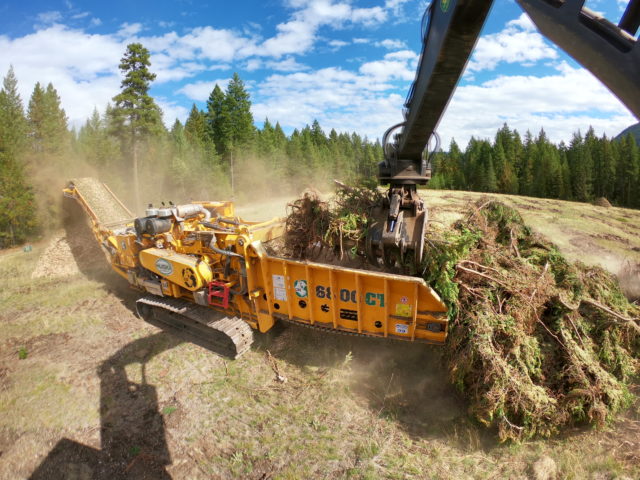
[365,292,385,307]
[315,285,332,299]
[314,286,384,308]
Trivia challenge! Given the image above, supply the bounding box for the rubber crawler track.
[136,295,254,359]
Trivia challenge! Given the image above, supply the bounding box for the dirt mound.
[31,232,81,279]
[593,197,612,208]
[284,189,640,442]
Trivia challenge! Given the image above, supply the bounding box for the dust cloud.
[618,261,640,302]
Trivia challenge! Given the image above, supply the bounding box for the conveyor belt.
[71,177,134,228]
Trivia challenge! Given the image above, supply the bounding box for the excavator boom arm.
[370,0,640,269]
[392,0,640,171]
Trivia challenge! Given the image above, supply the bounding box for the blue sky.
[0,0,635,147]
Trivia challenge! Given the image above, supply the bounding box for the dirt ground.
[0,191,639,479]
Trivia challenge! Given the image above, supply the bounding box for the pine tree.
[617,134,639,207]
[0,157,38,247]
[599,136,617,201]
[0,66,28,158]
[219,73,255,154]
[0,66,37,246]
[184,105,208,149]
[310,119,327,148]
[559,148,572,200]
[110,43,164,211]
[27,82,69,157]
[273,122,287,151]
[77,107,119,169]
[206,84,226,153]
[520,131,535,196]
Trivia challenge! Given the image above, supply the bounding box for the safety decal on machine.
[294,280,308,298]
[395,304,412,317]
[395,323,409,334]
[273,274,287,301]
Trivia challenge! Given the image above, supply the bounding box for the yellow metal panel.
[256,255,448,344]
[139,248,212,291]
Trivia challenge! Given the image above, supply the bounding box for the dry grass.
[421,189,640,270]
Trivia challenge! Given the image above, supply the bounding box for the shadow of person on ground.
[30,332,183,480]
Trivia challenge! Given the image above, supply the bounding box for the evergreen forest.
[0,42,638,248]
[430,124,639,208]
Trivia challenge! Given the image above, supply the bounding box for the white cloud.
[176,79,230,101]
[383,0,412,20]
[328,39,349,50]
[375,38,406,49]
[0,26,122,127]
[244,59,263,72]
[179,27,256,62]
[506,12,536,31]
[251,56,633,148]
[151,54,206,83]
[244,56,308,72]
[156,99,189,127]
[259,0,388,58]
[36,11,63,25]
[117,22,143,37]
[251,49,420,138]
[267,57,309,72]
[467,13,558,72]
[2,4,632,146]
[351,7,387,26]
[252,65,405,137]
[359,50,417,82]
[438,62,635,146]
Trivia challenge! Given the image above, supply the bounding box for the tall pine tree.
[0,67,37,246]
[110,43,164,211]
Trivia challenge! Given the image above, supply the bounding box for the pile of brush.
[426,200,639,441]
[284,187,640,442]
[284,185,383,260]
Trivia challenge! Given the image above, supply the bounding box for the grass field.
[0,190,638,479]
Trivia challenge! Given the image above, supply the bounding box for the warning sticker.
[273,275,288,301]
[395,323,409,334]
[395,303,412,317]
[274,287,287,301]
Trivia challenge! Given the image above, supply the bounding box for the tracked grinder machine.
[64,178,448,357]
[65,0,640,357]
